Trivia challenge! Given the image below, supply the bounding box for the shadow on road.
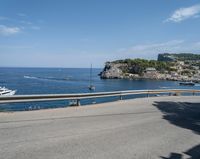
[153,101,200,134]
[153,101,200,159]
[160,144,200,159]
[161,152,182,159]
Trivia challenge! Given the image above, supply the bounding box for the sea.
[0,67,200,111]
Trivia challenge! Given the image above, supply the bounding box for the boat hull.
[0,90,16,96]
[179,82,195,86]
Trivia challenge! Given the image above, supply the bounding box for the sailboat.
[88,64,95,91]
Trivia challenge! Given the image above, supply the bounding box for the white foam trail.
[24,75,38,79]
[159,86,170,89]
[24,75,72,81]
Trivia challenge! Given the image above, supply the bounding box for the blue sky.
[0,0,200,68]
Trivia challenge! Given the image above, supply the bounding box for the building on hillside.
[143,67,158,79]
[171,71,179,78]
[192,66,199,70]
[125,73,139,78]
[177,61,184,66]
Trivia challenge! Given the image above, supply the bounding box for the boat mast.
[90,64,92,86]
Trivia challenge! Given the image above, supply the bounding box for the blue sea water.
[0,67,199,111]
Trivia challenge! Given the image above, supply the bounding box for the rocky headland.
[99,53,200,82]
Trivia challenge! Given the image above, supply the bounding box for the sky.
[0,0,200,68]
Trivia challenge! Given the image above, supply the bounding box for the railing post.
[147,91,149,98]
[76,99,81,106]
[119,93,122,100]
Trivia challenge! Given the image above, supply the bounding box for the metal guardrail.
[0,89,200,106]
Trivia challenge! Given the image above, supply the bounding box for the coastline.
[99,54,200,83]
[99,65,200,83]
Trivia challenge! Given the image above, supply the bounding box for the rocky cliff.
[99,53,200,80]
[99,62,123,79]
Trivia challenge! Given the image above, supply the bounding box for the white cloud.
[19,21,41,30]
[129,40,184,52]
[0,45,33,49]
[194,41,200,46]
[0,15,41,33]
[0,25,21,36]
[20,20,32,25]
[17,13,27,17]
[80,38,90,42]
[0,16,8,20]
[165,4,200,22]
[117,40,200,59]
[30,26,40,30]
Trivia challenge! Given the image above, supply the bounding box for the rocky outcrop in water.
[99,62,123,79]
[99,54,200,82]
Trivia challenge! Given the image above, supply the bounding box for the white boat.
[179,82,195,86]
[0,87,16,96]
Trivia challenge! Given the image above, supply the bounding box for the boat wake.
[24,75,75,82]
[159,86,171,89]
[24,75,39,79]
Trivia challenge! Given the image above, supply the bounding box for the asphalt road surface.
[0,96,200,159]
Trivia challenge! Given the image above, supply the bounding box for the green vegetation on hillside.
[111,58,173,75]
[174,53,200,61]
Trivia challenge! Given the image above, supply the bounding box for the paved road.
[0,96,200,159]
